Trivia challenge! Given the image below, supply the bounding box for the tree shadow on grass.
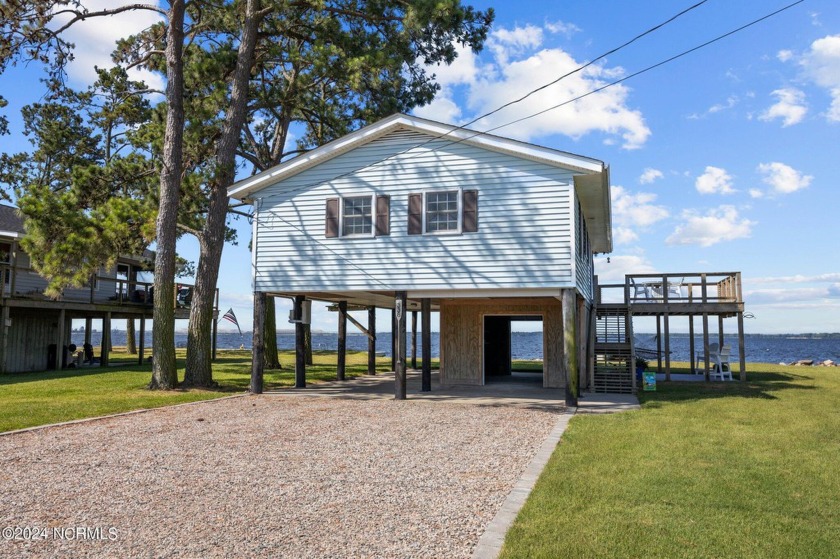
[641,369,816,407]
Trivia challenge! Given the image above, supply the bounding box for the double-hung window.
[424,191,460,233]
[408,189,478,235]
[325,194,389,238]
[342,195,373,237]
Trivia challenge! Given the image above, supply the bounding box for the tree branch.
[51,5,167,35]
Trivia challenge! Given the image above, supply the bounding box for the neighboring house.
[230,114,612,396]
[0,204,156,373]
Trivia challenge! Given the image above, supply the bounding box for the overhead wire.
[246,0,806,291]
[237,0,714,208]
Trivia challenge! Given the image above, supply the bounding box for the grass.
[0,348,393,433]
[499,362,840,559]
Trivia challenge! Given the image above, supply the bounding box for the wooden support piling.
[251,291,266,394]
[295,295,306,388]
[702,313,710,381]
[395,291,407,400]
[411,310,417,369]
[55,309,65,371]
[139,316,146,366]
[663,312,671,381]
[421,298,431,392]
[688,314,695,374]
[561,289,578,406]
[0,305,9,373]
[655,316,662,373]
[367,306,376,375]
[100,313,111,367]
[718,315,725,347]
[738,311,747,382]
[337,300,347,381]
[391,308,396,372]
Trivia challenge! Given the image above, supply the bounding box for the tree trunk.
[304,323,313,365]
[126,318,136,354]
[184,0,262,387]
[148,0,186,390]
[263,296,281,369]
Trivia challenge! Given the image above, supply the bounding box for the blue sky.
[1,0,839,335]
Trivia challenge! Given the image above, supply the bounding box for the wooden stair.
[593,305,635,394]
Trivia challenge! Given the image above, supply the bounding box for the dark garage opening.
[483,315,543,384]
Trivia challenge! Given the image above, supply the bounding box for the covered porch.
[249,288,590,404]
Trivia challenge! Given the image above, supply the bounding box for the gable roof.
[229,113,612,252]
[0,204,25,239]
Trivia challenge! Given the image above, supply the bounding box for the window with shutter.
[462,190,478,233]
[375,195,390,236]
[325,198,339,238]
[408,193,422,235]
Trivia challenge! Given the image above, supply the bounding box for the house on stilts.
[0,204,219,373]
[231,113,746,398]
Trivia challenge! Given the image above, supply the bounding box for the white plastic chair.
[709,346,733,381]
[695,342,719,374]
[665,277,684,300]
[630,278,650,301]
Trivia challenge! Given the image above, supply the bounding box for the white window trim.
[422,188,462,236]
[339,194,376,238]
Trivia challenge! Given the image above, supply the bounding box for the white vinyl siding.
[253,129,587,293]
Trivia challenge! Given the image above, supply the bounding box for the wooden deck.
[592,272,747,390]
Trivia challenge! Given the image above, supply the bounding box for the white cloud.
[799,34,840,121]
[639,168,663,184]
[757,162,813,194]
[750,273,840,284]
[53,0,165,92]
[594,253,656,284]
[545,20,581,38]
[413,94,463,123]
[666,206,755,247]
[609,185,669,247]
[695,166,735,195]
[777,49,794,62]
[748,188,764,199]
[419,23,651,149]
[759,88,808,127]
[687,95,739,119]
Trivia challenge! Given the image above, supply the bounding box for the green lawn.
[0,349,391,432]
[500,362,840,559]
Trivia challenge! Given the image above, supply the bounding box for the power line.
[237,0,713,207]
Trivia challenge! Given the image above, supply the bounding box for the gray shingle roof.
[0,205,25,235]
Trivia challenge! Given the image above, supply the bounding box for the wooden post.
[251,291,265,394]
[55,308,65,370]
[702,313,710,381]
[212,308,218,361]
[337,300,347,381]
[737,312,747,382]
[395,291,407,400]
[421,298,431,392]
[562,289,578,405]
[688,314,695,374]
[718,315,725,347]
[391,307,396,372]
[655,315,662,373]
[663,312,671,381]
[577,297,587,391]
[411,310,418,369]
[367,306,376,375]
[0,305,9,373]
[138,316,146,365]
[100,313,111,367]
[84,317,92,347]
[295,295,306,388]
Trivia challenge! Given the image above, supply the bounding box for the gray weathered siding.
[254,129,589,293]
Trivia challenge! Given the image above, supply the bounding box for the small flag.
[221,308,242,335]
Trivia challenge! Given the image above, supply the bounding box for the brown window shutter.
[375,195,390,236]
[325,198,339,238]
[408,193,422,235]
[463,190,479,232]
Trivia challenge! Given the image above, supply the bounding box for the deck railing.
[0,263,217,310]
[596,272,742,306]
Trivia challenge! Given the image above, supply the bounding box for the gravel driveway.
[0,394,562,558]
